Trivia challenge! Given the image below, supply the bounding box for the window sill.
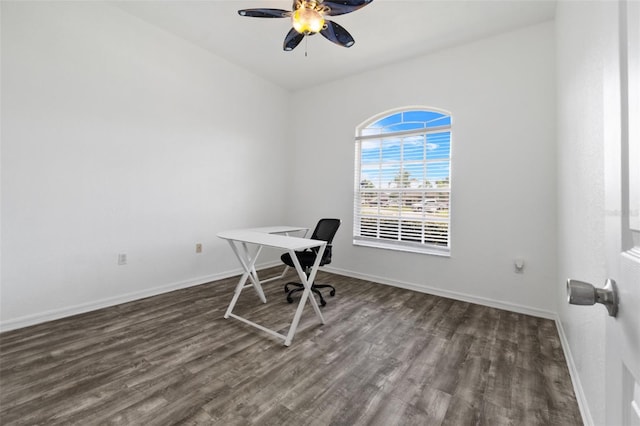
[353,238,450,257]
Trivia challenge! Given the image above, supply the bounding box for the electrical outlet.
[514,258,525,273]
[195,243,202,254]
[118,253,127,265]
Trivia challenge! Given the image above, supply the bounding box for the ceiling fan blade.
[322,0,373,16]
[238,8,291,18]
[283,28,305,51]
[320,20,355,48]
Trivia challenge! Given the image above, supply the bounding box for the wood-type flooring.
[0,268,582,425]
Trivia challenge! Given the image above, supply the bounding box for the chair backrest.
[310,218,341,244]
[310,218,341,265]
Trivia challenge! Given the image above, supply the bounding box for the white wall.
[0,2,290,330]
[556,2,614,425]
[287,23,557,316]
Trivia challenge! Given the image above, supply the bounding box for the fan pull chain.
[305,34,308,57]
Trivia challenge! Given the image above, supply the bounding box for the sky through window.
[360,111,451,188]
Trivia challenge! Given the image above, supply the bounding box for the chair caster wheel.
[330,290,336,297]
[320,300,327,307]
[284,285,290,293]
[287,296,294,304]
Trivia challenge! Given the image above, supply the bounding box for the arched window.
[354,107,452,255]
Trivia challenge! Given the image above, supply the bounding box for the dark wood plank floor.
[0,268,582,425]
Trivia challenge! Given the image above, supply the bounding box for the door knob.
[566,278,618,317]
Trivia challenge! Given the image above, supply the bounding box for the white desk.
[217,226,325,346]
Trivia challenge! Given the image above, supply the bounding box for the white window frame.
[353,106,452,256]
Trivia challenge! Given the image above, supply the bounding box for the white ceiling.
[114,0,556,91]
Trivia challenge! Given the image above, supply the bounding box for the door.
[603,1,640,425]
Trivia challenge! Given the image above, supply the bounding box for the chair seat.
[280,250,321,268]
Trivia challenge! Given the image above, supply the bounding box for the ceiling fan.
[238,0,373,52]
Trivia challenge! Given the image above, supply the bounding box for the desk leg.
[284,244,326,346]
[227,240,266,304]
[224,269,249,319]
[224,241,267,321]
[242,242,267,303]
[301,244,326,324]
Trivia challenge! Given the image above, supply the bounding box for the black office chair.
[281,218,341,307]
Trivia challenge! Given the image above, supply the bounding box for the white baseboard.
[0,261,281,333]
[0,273,225,332]
[554,315,593,426]
[2,262,554,331]
[324,266,556,319]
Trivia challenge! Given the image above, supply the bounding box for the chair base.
[284,282,336,307]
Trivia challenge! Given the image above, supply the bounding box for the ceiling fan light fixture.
[292,5,325,34]
[238,0,373,51]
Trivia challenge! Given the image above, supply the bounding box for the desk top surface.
[217,227,325,251]
[245,226,307,234]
